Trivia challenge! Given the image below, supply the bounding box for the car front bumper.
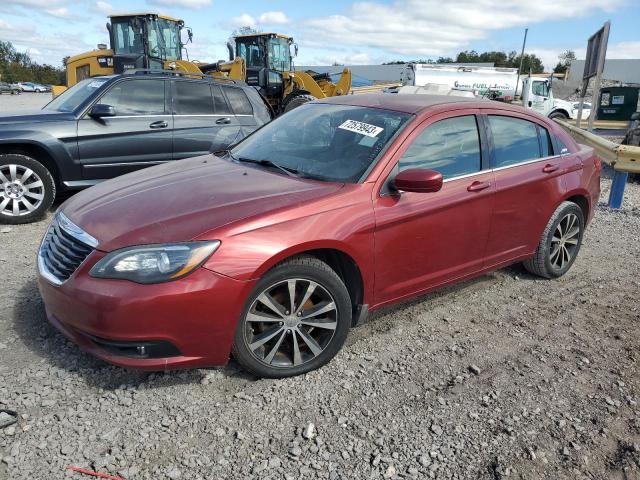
[37,252,255,370]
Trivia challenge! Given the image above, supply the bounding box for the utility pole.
[515,28,528,99]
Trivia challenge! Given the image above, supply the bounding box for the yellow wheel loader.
[59,14,351,114]
[206,33,352,114]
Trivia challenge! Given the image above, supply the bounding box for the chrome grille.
[38,213,98,285]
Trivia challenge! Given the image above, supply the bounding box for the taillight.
[593,155,602,172]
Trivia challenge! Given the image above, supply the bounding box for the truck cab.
[521,77,591,120]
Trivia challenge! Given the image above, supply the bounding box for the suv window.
[399,115,481,180]
[212,85,231,115]
[99,79,165,116]
[224,87,253,115]
[174,81,214,115]
[488,116,542,167]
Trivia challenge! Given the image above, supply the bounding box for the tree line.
[383,49,576,75]
[0,41,64,85]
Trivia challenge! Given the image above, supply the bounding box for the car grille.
[38,213,98,285]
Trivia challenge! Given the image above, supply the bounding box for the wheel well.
[550,109,570,118]
[566,194,589,220]
[298,249,364,316]
[0,143,60,187]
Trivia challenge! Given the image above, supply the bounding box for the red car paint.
[37,94,600,370]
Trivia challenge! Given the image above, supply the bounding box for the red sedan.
[37,94,601,378]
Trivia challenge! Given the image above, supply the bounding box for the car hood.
[61,155,344,252]
[0,110,75,125]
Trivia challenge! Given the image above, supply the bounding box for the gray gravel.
[0,92,51,112]
[1,98,640,479]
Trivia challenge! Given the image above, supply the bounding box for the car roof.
[317,93,526,115]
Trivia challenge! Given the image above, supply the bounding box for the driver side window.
[398,115,481,180]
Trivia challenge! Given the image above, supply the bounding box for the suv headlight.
[89,241,220,284]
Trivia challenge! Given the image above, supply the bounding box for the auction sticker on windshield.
[338,120,384,138]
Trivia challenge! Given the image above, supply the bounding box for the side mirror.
[393,168,443,193]
[89,104,115,118]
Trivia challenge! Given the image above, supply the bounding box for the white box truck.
[407,64,591,120]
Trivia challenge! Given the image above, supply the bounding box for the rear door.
[77,78,172,179]
[482,111,579,267]
[171,80,242,160]
[221,85,260,137]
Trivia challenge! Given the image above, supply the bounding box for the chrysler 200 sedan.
[37,94,601,378]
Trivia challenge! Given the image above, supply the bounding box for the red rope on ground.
[66,465,126,480]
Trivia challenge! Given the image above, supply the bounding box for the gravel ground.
[0,92,51,112]
[1,98,640,480]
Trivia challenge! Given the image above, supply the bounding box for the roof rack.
[122,69,239,84]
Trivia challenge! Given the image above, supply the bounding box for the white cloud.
[309,51,373,66]
[0,18,94,66]
[148,0,212,9]
[303,0,627,57]
[228,13,257,29]
[45,7,74,19]
[94,1,115,15]
[258,11,290,25]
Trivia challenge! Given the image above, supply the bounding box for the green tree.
[553,49,576,74]
[0,40,64,84]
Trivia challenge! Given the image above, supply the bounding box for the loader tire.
[283,94,316,113]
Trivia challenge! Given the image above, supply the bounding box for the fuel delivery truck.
[405,64,591,120]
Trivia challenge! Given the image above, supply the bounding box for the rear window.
[488,116,542,167]
[212,85,231,115]
[224,87,253,115]
[174,81,214,115]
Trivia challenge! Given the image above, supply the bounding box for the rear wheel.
[232,256,352,378]
[524,201,584,278]
[282,93,316,113]
[0,154,55,224]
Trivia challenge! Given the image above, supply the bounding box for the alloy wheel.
[0,164,46,217]
[243,278,338,368]
[549,212,580,270]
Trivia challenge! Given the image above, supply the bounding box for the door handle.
[467,181,491,192]
[216,117,232,125]
[149,120,168,129]
[542,164,559,173]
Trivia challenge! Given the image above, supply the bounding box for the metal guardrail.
[555,119,640,174]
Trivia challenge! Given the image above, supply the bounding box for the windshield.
[268,37,291,71]
[230,104,412,183]
[112,19,144,55]
[148,18,181,61]
[236,38,265,69]
[43,78,109,112]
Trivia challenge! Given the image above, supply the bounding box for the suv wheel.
[232,256,352,378]
[0,154,56,224]
[524,201,584,278]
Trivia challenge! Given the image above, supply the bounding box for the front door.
[77,78,172,179]
[373,112,495,306]
[524,79,553,116]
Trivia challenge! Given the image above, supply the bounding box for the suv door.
[373,111,495,304]
[77,78,172,179]
[482,111,579,267]
[171,80,242,159]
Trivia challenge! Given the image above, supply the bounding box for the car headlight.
[89,241,220,284]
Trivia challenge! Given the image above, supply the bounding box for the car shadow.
[12,279,252,390]
[13,263,534,388]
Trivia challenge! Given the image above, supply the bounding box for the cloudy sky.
[1,0,638,70]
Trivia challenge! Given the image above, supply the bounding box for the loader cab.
[107,13,184,73]
[234,33,294,99]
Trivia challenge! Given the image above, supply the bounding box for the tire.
[523,201,584,278]
[282,93,316,113]
[549,111,569,120]
[232,256,352,378]
[0,154,56,224]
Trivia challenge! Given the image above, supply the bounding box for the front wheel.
[0,154,56,224]
[524,201,584,278]
[549,111,569,121]
[232,256,352,378]
[282,93,316,114]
